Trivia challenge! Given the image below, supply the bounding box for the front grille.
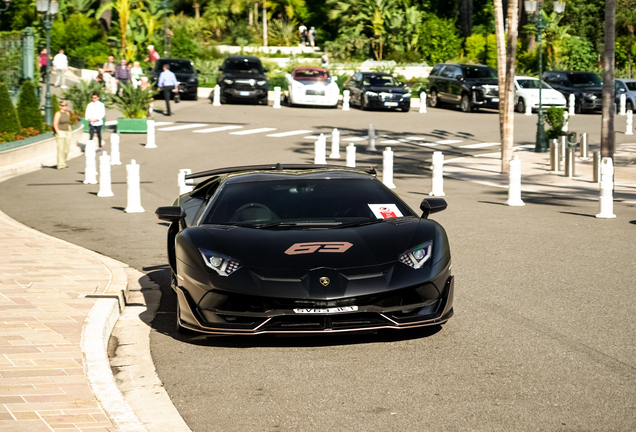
[261,313,393,332]
[380,93,402,101]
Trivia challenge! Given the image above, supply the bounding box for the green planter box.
[117,118,147,134]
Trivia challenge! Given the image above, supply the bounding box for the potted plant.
[62,81,105,132]
[109,84,155,133]
[544,106,566,139]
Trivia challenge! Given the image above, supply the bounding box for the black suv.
[542,71,602,113]
[427,63,499,112]
[343,72,411,111]
[152,59,199,100]
[217,56,269,105]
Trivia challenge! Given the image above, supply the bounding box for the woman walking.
[53,100,73,169]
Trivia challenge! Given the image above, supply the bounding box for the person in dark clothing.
[114,59,131,96]
[158,64,178,116]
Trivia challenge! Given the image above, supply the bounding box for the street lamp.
[0,0,13,13]
[525,0,565,152]
[36,0,58,125]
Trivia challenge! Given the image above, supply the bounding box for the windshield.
[203,178,414,227]
[625,82,636,91]
[363,75,399,87]
[569,73,602,87]
[293,69,329,81]
[223,58,263,73]
[517,79,552,89]
[156,61,194,74]
[463,67,497,79]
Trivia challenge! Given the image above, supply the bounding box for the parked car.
[514,76,567,113]
[283,66,339,108]
[542,71,602,113]
[216,56,269,105]
[155,164,454,335]
[152,58,199,100]
[344,72,411,112]
[427,63,499,112]
[615,79,636,112]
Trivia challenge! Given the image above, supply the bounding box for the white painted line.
[153,121,174,126]
[460,142,500,149]
[416,142,438,147]
[474,152,501,157]
[105,120,117,126]
[343,136,368,142]
[193,125,243,133]
[304,134,332,139]
[514,144,535,149]
[158,123,207,131]
[404,136,429,141]
[267,130,313,137]
[380,140,402,144]
[230,127,277,135]
[436,140,463,144]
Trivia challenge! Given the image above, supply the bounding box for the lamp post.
[0,0,13,13]
[36,0,58,126]
[525,0,565,152]
[162,0,169,58]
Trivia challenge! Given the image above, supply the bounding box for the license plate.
[306,90,325,96]
[239,91,251,96]
[293,306,358,314]
[384,102,398,107]
[491,98,499,103]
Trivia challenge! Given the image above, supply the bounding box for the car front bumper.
[222,87,268,101]
[366,98,411,110]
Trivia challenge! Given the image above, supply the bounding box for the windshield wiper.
[252,221,344,229]
[333,219,385,229]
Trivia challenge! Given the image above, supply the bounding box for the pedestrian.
[309,26,316,49]
[102,55,116,93]
[95,68,105,87]
[130,61,143,88]
[158,63,178,116]
[321,52,329,68]
[53,49,68,88]
[39,49,48,82]
[85,92,106,150]
[53,100,73,169]
[114,59,131,96]
[298,23,307,46]
[140,76,154,115]
[145,45,160,65]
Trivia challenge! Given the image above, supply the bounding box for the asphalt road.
[1,100,635,431]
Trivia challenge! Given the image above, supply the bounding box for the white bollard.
[382,147,396,189]
[342,90,350,111]
[562,111,569,133]
[125,159,145,213]
[329,128,341,159]
[346,143,356,167]
[429,151,445,197]
[568,93,575,116]
[110,133,121,165]
[314,139,326,164]
[213,84,221,106]
[419,92,427,113]
[145,119,156,148]
[273,86,281,109]
[626,110,633,136]
[505,155,525,206]
[97,151,114,197]
[525,99,532,116]
[178,169,194,195]
[366,124,377,152]
[596,157,616,218]
[620,93,626,115]
[83,140,98,184]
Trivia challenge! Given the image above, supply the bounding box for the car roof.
[293,66,327,72]
[157,58,192,63]
[616,78,636,82]
[225,55,261,62]
[223,170,375,185]
[361,72,392,76]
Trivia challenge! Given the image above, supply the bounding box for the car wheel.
[220,95,227,104]
[361,95,368,110]
[516,98,525,113]
[627,101,634,112]
[574,99,582,114]
[402,104,411,112]
[428,89,439,108]
[460,93,472,113]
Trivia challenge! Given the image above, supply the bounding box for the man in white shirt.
[85,93,106,149]
[53,49,68,88]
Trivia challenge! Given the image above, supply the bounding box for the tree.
[97,0,134,55]
[601,0,617,159]
[17,80,44,132]
[616,1,636,77]
[418,15,463,64]
[0,82,22,135]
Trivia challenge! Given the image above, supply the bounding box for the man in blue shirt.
[158,63,179,116]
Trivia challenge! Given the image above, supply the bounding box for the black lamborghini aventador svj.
[156,164,454,335]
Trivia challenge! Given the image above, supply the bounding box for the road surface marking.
[158,123,207,131]
[193,125,243,133]
[342,136,368,142]
[230,128,277,135]
[267,130,314,137]
[460,142,500,149]
[436,140,463,144]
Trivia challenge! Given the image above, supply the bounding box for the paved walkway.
[0,210,119,432]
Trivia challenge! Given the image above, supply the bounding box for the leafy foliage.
[464,34,487,63]
[544,106,567,137]
[108,83,155,118]
[62,80,105,117]
[561,36,597,71]
[0,82,22,135]
[418,15,462,65]
[17,80,44,131]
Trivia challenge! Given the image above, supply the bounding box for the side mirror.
[456,75,464,81]
[218,66,223,71]
[196,69,201,74]
[420,198,447,219]
[263,67,269,73]
[155,206,185,222]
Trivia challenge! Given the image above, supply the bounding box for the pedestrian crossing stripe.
[436,140,464,144]
[193,125,243,133]
[379,140,401,144]
[267,130,313,137]
[230,128,277,135]
[153,121,174,127]
[460,142,500,149]
[342,136,368,142]
[158,123,207,131]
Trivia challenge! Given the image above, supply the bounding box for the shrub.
[62,80,104,117]
[171,27,199,60]
[108,83,155,119]
[485,34,498,69]
[561,37,597,71]
[544,106,567,137]
[17,80,43,131]
[418,15,463,65]
[465,34,487,63]
[0,81,22,134]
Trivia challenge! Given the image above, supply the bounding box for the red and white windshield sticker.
[368,204,403,219]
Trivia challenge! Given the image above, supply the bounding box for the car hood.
[518,88,565,98]
[365,86,409,94]
[223,71,266,80]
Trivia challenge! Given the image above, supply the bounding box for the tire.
[428,89,439,108]
[574,98,582,114]
[361,95,369,110]
[402,104,411,112]
[627,101,634,113]
[460,93,472,113]
[516,98,525,113]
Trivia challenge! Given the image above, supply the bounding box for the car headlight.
[402,93,411,98]
[398,241,433,269]
[199,249,241,277]
[188,77,196,83]
[582,93,596,99]
[256,80,267,86]
[224,79,234,85]
[366,91,379,97]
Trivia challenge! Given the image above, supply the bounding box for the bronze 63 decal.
[284,242,353,255]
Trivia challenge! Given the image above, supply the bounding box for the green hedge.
[0,81,21,134]
[17,80,43,131]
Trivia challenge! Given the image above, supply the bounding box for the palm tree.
[97,0,133,55]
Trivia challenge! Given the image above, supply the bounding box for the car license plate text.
[293,306,358,314]
[491,98,499,102]
[384,102,399,107]
[239,91,251,96]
